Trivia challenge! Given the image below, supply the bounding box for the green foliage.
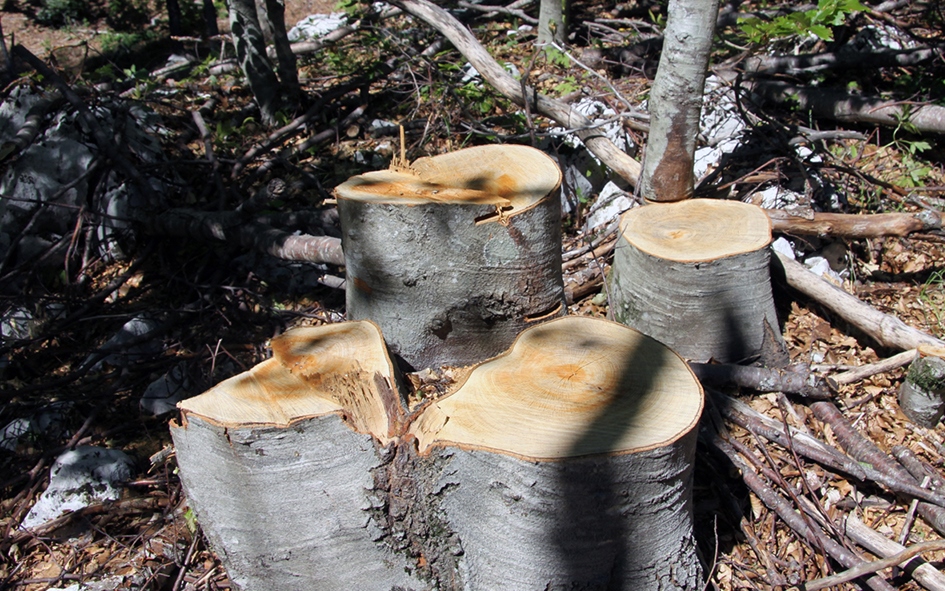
[739,0,867,44]
[542,45,570,68]
[35,0,91,27]
[106,0,151,31]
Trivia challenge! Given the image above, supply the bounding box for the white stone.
[288,13,347,42]
[21,446,134,529]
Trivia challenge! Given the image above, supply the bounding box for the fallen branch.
[803,539,945,591]
[767,209,942,239]
[775,251,945,351]
[840,514,945,591]
[690,362,832,399]
[830,349,917,386]
[742,45,942,76]
[710,431,896,591]
[751,80,945,135]
[391,0,642,185]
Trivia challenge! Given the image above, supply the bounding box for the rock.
[288,13,347,42]
[140,363,192,416]
[584,181,635,233]
[21,446,134,529]
[86,316,163,371]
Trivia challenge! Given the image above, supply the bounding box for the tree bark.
[610,199,785,364]
[537,0,566,45]
[335,144,565,370]
[640,0,720,202]
[171,316,705,590]
[898,344,945,428]
[226,0,284,126]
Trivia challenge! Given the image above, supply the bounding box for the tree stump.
[899,344,945,428]
[334,144,565,370]
[609,198,785,364]
[170,316,704,590]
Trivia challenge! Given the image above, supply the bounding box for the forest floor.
[2,0,945,590]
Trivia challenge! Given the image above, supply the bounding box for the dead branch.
[840,514,945,591]
[457,0,537,23]
[830,349,917,386]
[742,45,941,76]
[804,539,945,591]
[775,251,945,351]
[391,0,643,186]
[141,209,345,266]
[810,401,945,515]
[767,209,942,239]
[710,431,897,591]
[751,80,945,135]
[690,362,832,399]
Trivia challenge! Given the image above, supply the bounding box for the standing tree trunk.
[171,316,704,590]
[640,0,720,202]
[225,0,297,125]
[537,0,566,45]
[335,144,566,370]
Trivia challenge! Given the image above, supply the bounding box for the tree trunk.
[335,144,565,370]
[171,316,704,590]
[258,0,300,107]
[640,0,720,202]
[166,0,182,36]
[537,0,566,45]
[226,0,284,125]
[609,199,785,364]
[203,0,220,36]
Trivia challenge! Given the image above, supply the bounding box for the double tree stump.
[172,145,711,589]
[171,317,704,590]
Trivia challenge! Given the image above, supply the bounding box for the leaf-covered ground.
[2,0,945,589]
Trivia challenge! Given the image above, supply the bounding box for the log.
[766,208,942,239]
[774,251,945,352]
[335,144,565,370]
[171,315,705,590]
[609,199,785,364]
[899,344,945,428]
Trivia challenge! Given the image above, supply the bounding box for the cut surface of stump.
[609,198,785,364]
[335,144,565,370]
[171,316,704,590]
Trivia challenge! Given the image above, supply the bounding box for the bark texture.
[609,199,784,363]
[640,0,720,202]
[336,144,565,370]
[537,0,566,45]
[171,316,704,590]
[899,345,945,428]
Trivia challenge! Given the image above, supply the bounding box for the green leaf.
[809,24,834,40]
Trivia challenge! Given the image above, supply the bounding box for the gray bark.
[640,0,720,202]
[226,0,284,125]
[899,350,945,428]
[339,190,564,370]
[171,414,425,591]
[609,200,784,364]
[537,0,566,45]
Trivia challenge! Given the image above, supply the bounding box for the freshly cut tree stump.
[609,198,785,364]
[335,144,565,370]
[171,316,704,590]
[899,344,945,428]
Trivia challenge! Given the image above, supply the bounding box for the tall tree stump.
[170,316,704,590]
[334,144,565,370]
[609,199,784,364]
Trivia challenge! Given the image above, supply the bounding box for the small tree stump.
[899,344,945,428]
[171,316,704,590]
[335,144,565,370]
[609,199,784,364]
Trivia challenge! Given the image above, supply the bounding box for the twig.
[830,349,917,386]
[803,540,945,591]
[192,110,228,209]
